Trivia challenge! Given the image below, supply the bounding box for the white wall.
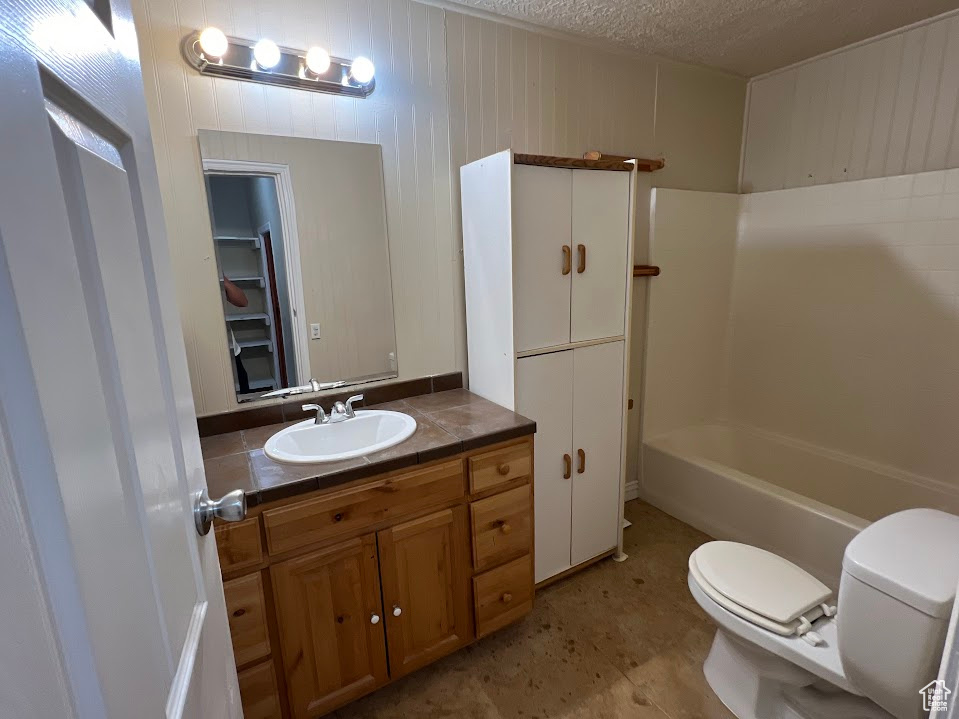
[132,0,746,416]
[729,170,959,487]
[742,11,959,192]
[642,190,740,439]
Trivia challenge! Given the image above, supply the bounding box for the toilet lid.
[692,542,832,624]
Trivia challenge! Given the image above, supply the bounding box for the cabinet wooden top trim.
[513,153,664,173]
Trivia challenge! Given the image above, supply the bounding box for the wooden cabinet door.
[516,350,575,583]
[571,341,625,566]
[512,164,573,352]
[570,170,630,343]
[377,506,472,678]
[271,534,387,719]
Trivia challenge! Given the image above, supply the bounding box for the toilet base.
[703,630,892,719]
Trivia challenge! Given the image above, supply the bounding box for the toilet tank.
[838,509,959,719]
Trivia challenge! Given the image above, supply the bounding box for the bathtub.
[641,423,959,589]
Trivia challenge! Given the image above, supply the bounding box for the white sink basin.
[263,410,417,464]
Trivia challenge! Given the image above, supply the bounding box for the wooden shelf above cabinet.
[633,265,661,277]
[513,153,665,173]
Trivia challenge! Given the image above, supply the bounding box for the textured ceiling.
[441,0,959,76]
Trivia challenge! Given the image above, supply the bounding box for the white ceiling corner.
[437,0,959,76]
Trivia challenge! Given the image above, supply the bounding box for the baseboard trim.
[624,480,640,502]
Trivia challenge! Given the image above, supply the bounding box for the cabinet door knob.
[499,521,512,535]
[370,613,380,625]
[562,245,572,275]
[497,463,510,476]
[577,448,586,474]
[392,605,402,617]
[501,593,513,604]
[577,244,586,273]
[563,453,572,480]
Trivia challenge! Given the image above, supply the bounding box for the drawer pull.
[232,608,245,618]
[497,463,510,476]
[501,592,513,604]
[499,521,512,535]
[577,448,585,474]
[563,453,572,479]
[370,613,380,625]
[392,605,402,617]
[334,512,343,522]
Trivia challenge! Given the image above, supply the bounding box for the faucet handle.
[302,403,327,424]
[345,394,365,418]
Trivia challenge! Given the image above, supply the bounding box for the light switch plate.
[310,323,321,340]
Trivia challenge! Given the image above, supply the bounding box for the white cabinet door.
[570,171,630,343]
[513,165,572,352]
[571,342,625,566]
[516,351,574,583]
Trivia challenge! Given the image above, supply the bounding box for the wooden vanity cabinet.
[215,437,534,719]
[377,505,472,678]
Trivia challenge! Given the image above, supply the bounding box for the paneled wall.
[742,11,959,192]
[131,0,746,417]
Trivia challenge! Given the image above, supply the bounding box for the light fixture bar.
[182,31,375,98]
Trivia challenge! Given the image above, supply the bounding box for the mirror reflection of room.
[207,174,296,399]
[198,131,399,404]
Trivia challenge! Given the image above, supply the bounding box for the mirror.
[198,130,397,403]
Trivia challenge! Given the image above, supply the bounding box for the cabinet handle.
[562,245,571,275]
[563,453,572,479]
[499,521,512,535]
[501,592,513,604]
[392,605,402,617]
[497,463,510,476]
[577,244,586,273]
[577,448,586,474]
[370,613,380,625]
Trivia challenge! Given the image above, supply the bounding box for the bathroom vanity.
[202,387,535,718]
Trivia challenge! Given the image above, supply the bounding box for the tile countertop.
[201,389,536,506]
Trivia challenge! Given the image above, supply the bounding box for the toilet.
[688,508,959,719]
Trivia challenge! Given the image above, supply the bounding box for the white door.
[516,350,575,583]
[513,165,572,352]
[570,171,630,343]
[571,342,625,566]
[0,1,238,717]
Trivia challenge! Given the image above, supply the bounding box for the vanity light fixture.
[182,28,376,98]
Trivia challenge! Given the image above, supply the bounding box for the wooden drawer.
[470,485,532,571]
[215,517,263,573]
[473,554,534,638]
[237,660,282,719]
[263,459,466,555]
[224,572,271,666]
[468,441,531,494]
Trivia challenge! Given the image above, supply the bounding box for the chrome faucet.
[328,395,364,423]
[260,378,345,399]
[302,404,328,425]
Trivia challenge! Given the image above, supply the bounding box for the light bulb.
[253,39,281,69]
[198,27,228,59]
[350,56,375,85]
[305,46,331,75]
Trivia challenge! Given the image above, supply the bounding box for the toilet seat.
[690,542,836,644]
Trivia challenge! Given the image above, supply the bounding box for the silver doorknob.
[392,605,402,617]
[370,613,380,625]
[194,488,247,536]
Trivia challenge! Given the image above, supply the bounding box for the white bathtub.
[641,423,959,588]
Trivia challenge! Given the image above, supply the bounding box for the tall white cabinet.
[461,151,635,583]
